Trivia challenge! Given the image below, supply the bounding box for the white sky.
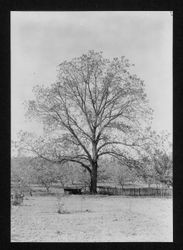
[11,11,172,141]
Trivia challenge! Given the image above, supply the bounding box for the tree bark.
[90,161,98,194]
[90,140,98,194]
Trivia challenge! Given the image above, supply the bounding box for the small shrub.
[57,200,70,214]
[12,200,21,206]
[11,192,24,206]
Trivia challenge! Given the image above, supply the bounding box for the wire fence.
[97,186,172,197]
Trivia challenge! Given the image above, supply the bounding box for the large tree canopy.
[19,50,154,193]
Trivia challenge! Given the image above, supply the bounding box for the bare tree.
[153,150,172,187]
[113,163,137,189]
[11,157,35,194]
[18,51,153,193]
[152,132,172,187]
[31,158,57,193]
[117,171,127,189]
[134,131,172,188]
[54,163,75,188]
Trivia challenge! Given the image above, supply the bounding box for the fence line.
[97,186,172,197]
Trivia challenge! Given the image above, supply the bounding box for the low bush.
[57,199,70,214]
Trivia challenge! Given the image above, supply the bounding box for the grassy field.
[11,194,172,242]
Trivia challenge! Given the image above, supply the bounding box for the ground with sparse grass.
[11,194,172,242]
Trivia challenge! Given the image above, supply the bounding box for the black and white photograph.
[11,11,173,242]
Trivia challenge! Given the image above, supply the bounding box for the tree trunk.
[90,140,98,194]
[90,162,98,194]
